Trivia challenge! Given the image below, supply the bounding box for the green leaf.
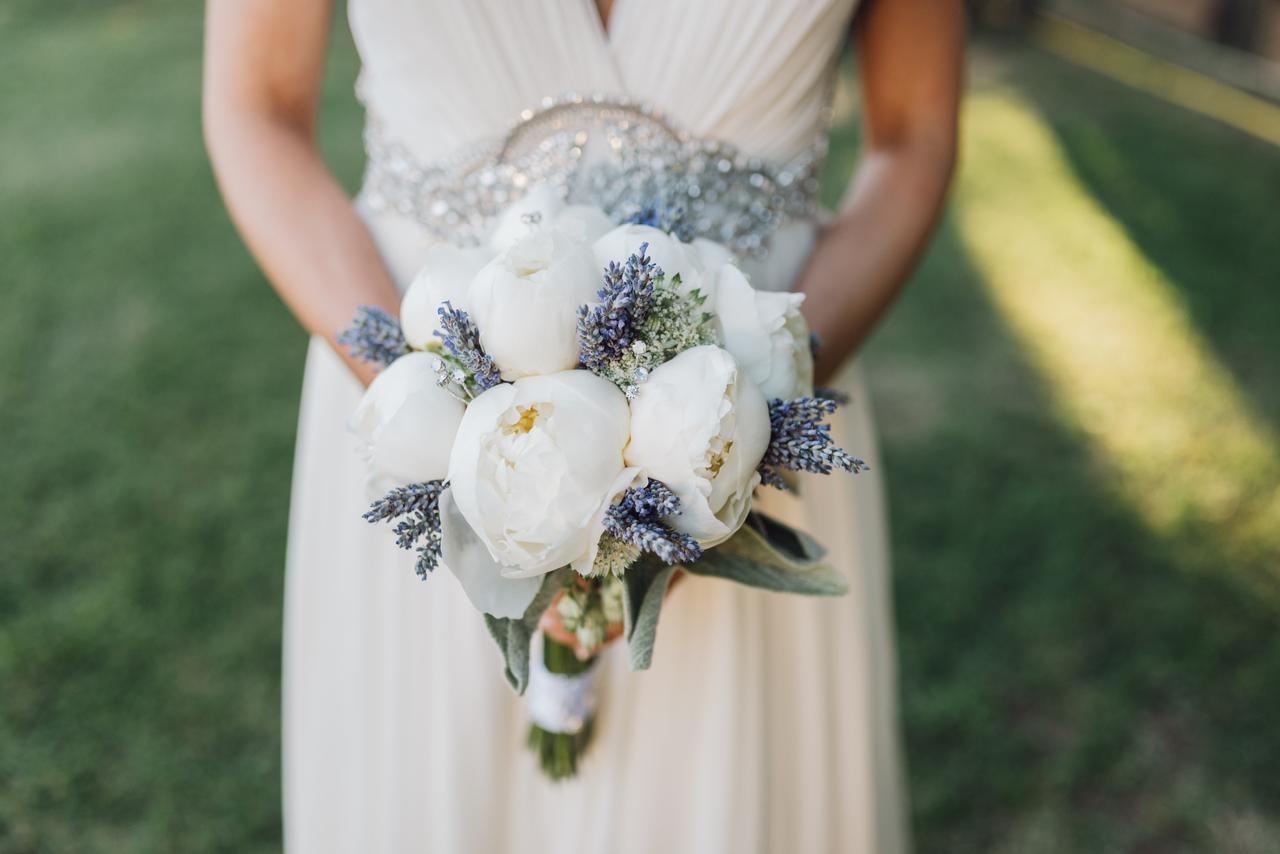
[483,567,570,694]
[620,556,677,671]
[683,512,849,596]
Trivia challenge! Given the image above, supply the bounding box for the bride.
[204,1,962,851]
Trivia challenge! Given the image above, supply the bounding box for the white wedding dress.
[283,1,909,851]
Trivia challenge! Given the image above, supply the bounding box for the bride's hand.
[539,570,685,659]
[539,592,623,659]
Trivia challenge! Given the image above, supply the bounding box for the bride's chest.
[347,0,858,162]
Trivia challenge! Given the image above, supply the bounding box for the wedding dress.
[283,1,909,851]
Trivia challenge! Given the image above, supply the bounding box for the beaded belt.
[359,93,826,258]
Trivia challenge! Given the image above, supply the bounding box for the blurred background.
[2,1,1278,851]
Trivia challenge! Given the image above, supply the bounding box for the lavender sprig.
[612,478,682,520]
[363,481,443,520]
[814,386,850,405]
[603,479,702,566]
[435,302,502,392]
[577,243,662,372]
[622,201,695,242]
[758,467,792,491]
[363,481,447,579]
[337,305,409,368]
[608,518,701,566]
[758,397,868,488]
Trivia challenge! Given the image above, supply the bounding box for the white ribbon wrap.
[524,634,601,734]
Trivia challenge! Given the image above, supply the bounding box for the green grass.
[1,5,1278,852]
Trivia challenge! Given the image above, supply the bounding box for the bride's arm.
[203,0,399,387]
[797,0,965,383]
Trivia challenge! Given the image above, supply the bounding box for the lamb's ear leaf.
[620,555,676,671]
[440,489,542,618]
[684,512,848,596]
[483,567,570,694]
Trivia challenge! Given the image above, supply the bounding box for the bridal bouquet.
[339,193,866,779]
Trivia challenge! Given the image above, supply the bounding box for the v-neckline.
[582,0,628,93]
[590,0,619,40]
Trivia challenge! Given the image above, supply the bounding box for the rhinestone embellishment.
[360,93,826,258]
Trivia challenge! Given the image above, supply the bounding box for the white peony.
[469,228,600,380]
[445,370,640,591]
[349,351,465,486]
[691,237,737,278]
[438,489,543,619]
[592,224,708,296]
[399,244,494,349]
[553,204,615,244]
[711,264,814,400]
[488,186,567,251]
[624,345,771,547]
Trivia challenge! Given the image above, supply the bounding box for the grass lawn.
[2,4,1278,852]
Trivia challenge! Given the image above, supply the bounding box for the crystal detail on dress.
[360,93,826,258]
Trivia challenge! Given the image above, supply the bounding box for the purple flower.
[622,201,695,242]
[337,306,409,368]
[435,302,502,391]
[758,397,868,489]
[364,481,447,579]
[603,479,702,566]
[577,243,663,373]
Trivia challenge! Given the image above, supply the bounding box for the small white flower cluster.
[555,577,625,655]
[349,188,816,619]
[594,283,718,396]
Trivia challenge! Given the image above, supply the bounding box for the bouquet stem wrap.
[526,634,599,779]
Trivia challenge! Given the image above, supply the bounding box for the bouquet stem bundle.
[527,637,598,780]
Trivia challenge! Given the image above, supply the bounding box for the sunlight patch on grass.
[953,91,1280,578]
